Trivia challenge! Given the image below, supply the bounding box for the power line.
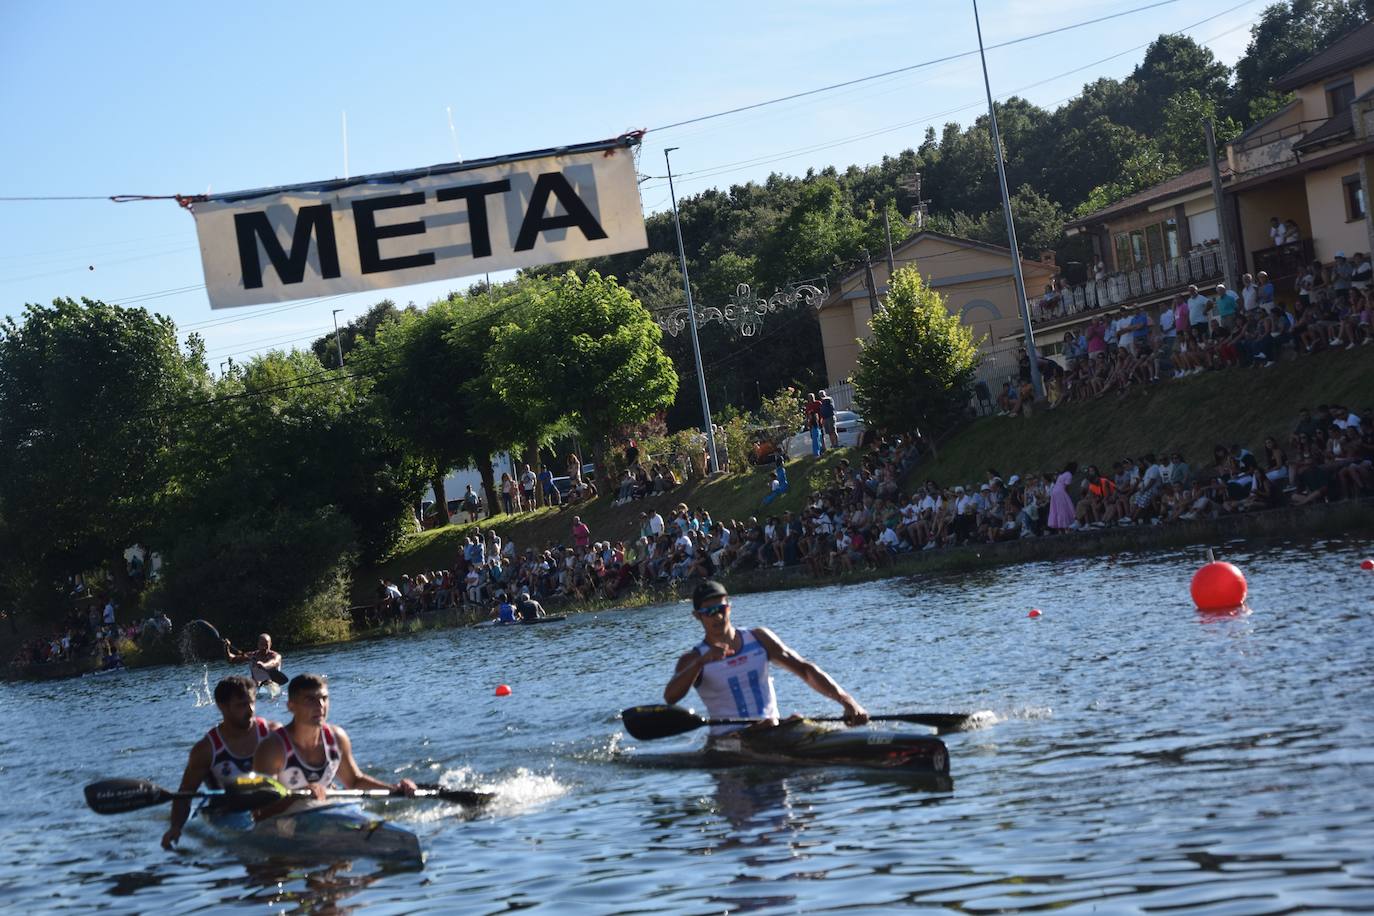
[648,0,1181,133]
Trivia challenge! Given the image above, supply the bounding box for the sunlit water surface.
[3,537,1373,913]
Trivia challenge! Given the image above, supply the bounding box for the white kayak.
[191,800,423,867]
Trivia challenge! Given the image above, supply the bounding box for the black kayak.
[488,615,568,626]
[625,719,951,781]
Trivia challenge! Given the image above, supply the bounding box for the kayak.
[191,800,423,867]
[625,719,951,782]
[481,615,568,627]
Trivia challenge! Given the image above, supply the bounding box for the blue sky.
[0,0,1261,367]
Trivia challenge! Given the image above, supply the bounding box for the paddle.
[84,777,493,815]
[189,619,289,685]
[620,704,991,741]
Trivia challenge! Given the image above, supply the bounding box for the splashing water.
[186,666,212,707]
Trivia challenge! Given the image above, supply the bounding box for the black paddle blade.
[84,778,172,815]
[217,775,290,811]
[415,784,497,807]
[268,669,289,686]
[620,705,705,741]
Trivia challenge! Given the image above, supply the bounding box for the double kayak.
[481,615,568,627]
[191,800,424,867]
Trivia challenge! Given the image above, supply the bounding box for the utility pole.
[1203,118,1238,291]
[331,309,346,367]
[883,210,897,275]
[973,0,1042,398]
[665,148,720,474]
[863,250,881,313]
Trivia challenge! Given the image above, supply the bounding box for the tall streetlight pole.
[331,308,346,368]
[973,0,1043,398]
[665,148,719,473]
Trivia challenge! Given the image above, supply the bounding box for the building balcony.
[1228,121,1324,180]
[1035,246,1226,324]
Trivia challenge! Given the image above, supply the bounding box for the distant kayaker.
[516,590,545,622]
[494,593,518,623]
[224,633,282,688]
[664,580,868,734]
[161,675,280,850]
[252,673,416,808]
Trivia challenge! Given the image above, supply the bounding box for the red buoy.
[1191,562,1247,611]
[1361,558,1373,571]
[1028,608,1042,618]
[494,684,512,697]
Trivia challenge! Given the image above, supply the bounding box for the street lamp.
[973,0,1043,398]
[664,147,719,473]
[331,308,346,367]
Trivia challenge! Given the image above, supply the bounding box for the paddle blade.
[415,784,497,807]
[873,712,994,732]
[84,778,172,815]
[268,668,289,686]
[218,775,290,811]
[621,705,706,741]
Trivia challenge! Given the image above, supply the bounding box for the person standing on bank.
[664,581,868,735]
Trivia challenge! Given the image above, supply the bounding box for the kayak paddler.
[224,633,282,688]
[161,675,281,850]
[494,592,518,624]
[252,673,416,808]
[664,580,868,735]
[515,590,545,622]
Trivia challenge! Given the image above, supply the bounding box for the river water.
[3,537,1373,913]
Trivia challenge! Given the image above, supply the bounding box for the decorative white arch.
[960,298,1002,323]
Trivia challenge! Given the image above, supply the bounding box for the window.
[1130,229,1147,267]
[1164,219,1181,259]
[1343,173,1366,220]
[1145,224,1165,263]
[1114,233,1132,271]
[1327,79,1355,117]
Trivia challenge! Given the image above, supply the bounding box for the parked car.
[784,410,866,457]
[551,463,598,498]
[419,498,465,529]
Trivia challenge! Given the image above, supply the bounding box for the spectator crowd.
[1002,257,1371,416]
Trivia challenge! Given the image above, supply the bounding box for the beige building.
[816,231,1056,388]
[1225,20,1374,282]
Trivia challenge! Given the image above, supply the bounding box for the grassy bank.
[363,347,1371,602]
[917,345,1374,485]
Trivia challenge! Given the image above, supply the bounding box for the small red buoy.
[1361,558,1374,571]
[1191,562,1247,611]
[1028,608,1042,618]
[494,684,511,697]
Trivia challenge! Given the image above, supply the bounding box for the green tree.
[311,299,409,369]
[0,298,207,618]
[1159,88,1243,168]
[1234,0,1373,120]
[487,271,678,473]
[1073,144,1181,217]
[1126,34,1232,135]
[852,269,981,436]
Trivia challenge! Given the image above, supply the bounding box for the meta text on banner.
[191,139,648,309]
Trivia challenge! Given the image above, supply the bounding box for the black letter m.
[234,204,341,289]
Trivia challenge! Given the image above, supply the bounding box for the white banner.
[191,138,648,308]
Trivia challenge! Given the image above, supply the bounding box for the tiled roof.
[1274,19,1374,91]
[1064,164,1227,228]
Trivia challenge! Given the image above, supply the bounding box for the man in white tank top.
[161,675,280,850]
[252,673,417,806]
[664,581,868,735]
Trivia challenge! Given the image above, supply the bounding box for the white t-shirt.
[955,494,976,515]
[1159,308,1176,336]
[879,527,900,548]
[1187,294,1210,325]
[919,494,941,513]
[1335,412,1362,430]
[1269,224,1284,247]
[1242,284,1257,312]
[1142,464,1164,487]
[648,513,664,536]
[675,533,694,556]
